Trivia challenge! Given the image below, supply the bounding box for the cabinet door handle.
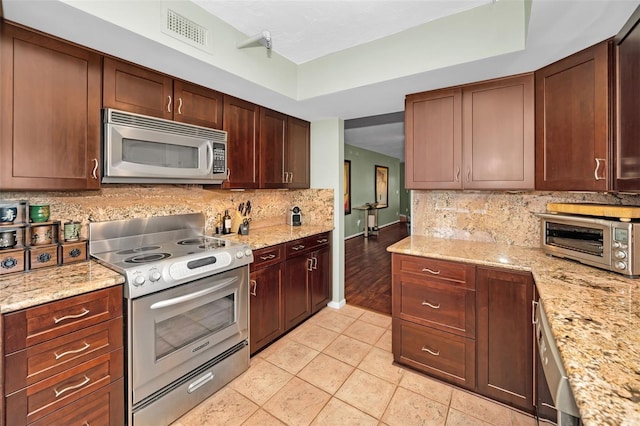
[91,158,99,180]
[421,301,440,309]
[54,308,90,324]
[594,158,606,181]
[54,342,90,360]
[455,167,460,182]
[421,268,440,275]
[312,256,318,270]
[167,95,172,113]
[260,254,276,260]
[54,375,90,398]
[178,97,183,114]
[289,172,293,183]
[250,280,257,296]
[532,300,538,325]
[421,346,440,356]
[467,167,471,182]
[307,258,313,271]
[226,168,231,181]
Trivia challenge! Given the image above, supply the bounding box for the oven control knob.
[150,271,161,282]
[614,241,622,249]
[616,261,627,270]
[236,251,244,259]
[245,248,253,257]
[133,275,145,286]
[615,250,627,259]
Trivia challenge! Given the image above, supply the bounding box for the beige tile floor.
[173,305,537,426]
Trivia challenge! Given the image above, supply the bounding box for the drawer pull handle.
[54,375,90,397]
[54,342,90,360]
[292,244,305,251]
[54,308,90,324]
[260,254,276,260]
[422,268,440,275]
[317,238,328,243]
[422,301,441,309]
[421,346,440,356]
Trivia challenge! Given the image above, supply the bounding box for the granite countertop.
[387,235,640,426]
[0,261,124,314]
[219,224,334,250]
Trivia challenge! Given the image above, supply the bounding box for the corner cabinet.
[103,57,223,129]
[535,40,612,191]
[2,286,124,425]
[0,23,102,191]
[392,254,535,414]
[405,74,534,190]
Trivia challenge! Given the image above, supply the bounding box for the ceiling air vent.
[163,8,208,50]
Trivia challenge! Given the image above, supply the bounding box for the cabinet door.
[173,80,223,129]
[284,255,311,331]
[405,88,462,189]
[310,246,331,313]
[477,267,534,413]
[463,74,534,189]
[0,24,101,191]
[103,57,173,120]
[615,9,640,191]
[285,116,310,189]
[222,96,260,189]
[250,262,284,354]
[535,41,611,191]
[260,108,287,188]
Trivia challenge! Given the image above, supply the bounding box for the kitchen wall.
[412,190,640,247]
[344,144,400,238]
[0,186,334,240]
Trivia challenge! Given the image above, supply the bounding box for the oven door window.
[545,222,604,257]
[154,292,235,361]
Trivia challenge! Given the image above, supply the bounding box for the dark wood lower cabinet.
[283,254,312,330]
[250,261,284,354]
[310,245,331,314]
[476,267,534,413]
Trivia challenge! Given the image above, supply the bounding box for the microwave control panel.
[212,142,227,174]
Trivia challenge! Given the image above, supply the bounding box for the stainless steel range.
[90,213,253,426]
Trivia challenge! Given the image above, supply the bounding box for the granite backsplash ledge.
[412,190,640,247]
[0,185,334,239]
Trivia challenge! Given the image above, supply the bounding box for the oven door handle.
[149,277,238,309]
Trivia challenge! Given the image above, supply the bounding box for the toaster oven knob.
[133,274,145,286]
[616,261,627,270]
[615,250,627,259]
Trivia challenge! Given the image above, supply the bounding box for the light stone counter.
[218,224,334,250]
[0,261,124,313]
[387,236,640,426]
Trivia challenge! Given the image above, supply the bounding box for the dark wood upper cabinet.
[285,116,311,189]
[405,74,534,190]
[222,96,260,189]
[535,40,612,191]
[405,88,463,189]
[615,6,640,191]
[476,267,534,413]
[103,57,223,129]
[0,23,102,191]
[259,108,287,189]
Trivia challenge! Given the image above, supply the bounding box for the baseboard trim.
[327,299,346,309]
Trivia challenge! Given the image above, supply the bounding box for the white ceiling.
[2,1,639,161]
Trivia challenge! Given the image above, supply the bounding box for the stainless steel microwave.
[539,212,640,277]
[102,108,227,184]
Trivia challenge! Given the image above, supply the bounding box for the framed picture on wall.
[344,160,351,214]
[375,165,389,208]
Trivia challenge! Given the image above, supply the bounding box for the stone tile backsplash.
[0,185,334,240]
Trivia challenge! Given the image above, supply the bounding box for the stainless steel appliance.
[90,213,253,425]
[102,108,228,184]
[539,212,640,277]
[534,300,581,425]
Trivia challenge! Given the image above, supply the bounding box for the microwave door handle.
[206,143,214,173]
[150,276,238,309]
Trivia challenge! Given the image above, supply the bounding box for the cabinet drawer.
[393,255,475,289]
[251,244,284,270]
[285,232,330,257]
[394,278,475,338]
[3,286,123,353]
[29,378,124,426]
[4,317,123,394]
[5,347,124,425]
[393,319,475,389]
[28,245,59,270]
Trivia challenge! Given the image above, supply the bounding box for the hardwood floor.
[344,222,409,315]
